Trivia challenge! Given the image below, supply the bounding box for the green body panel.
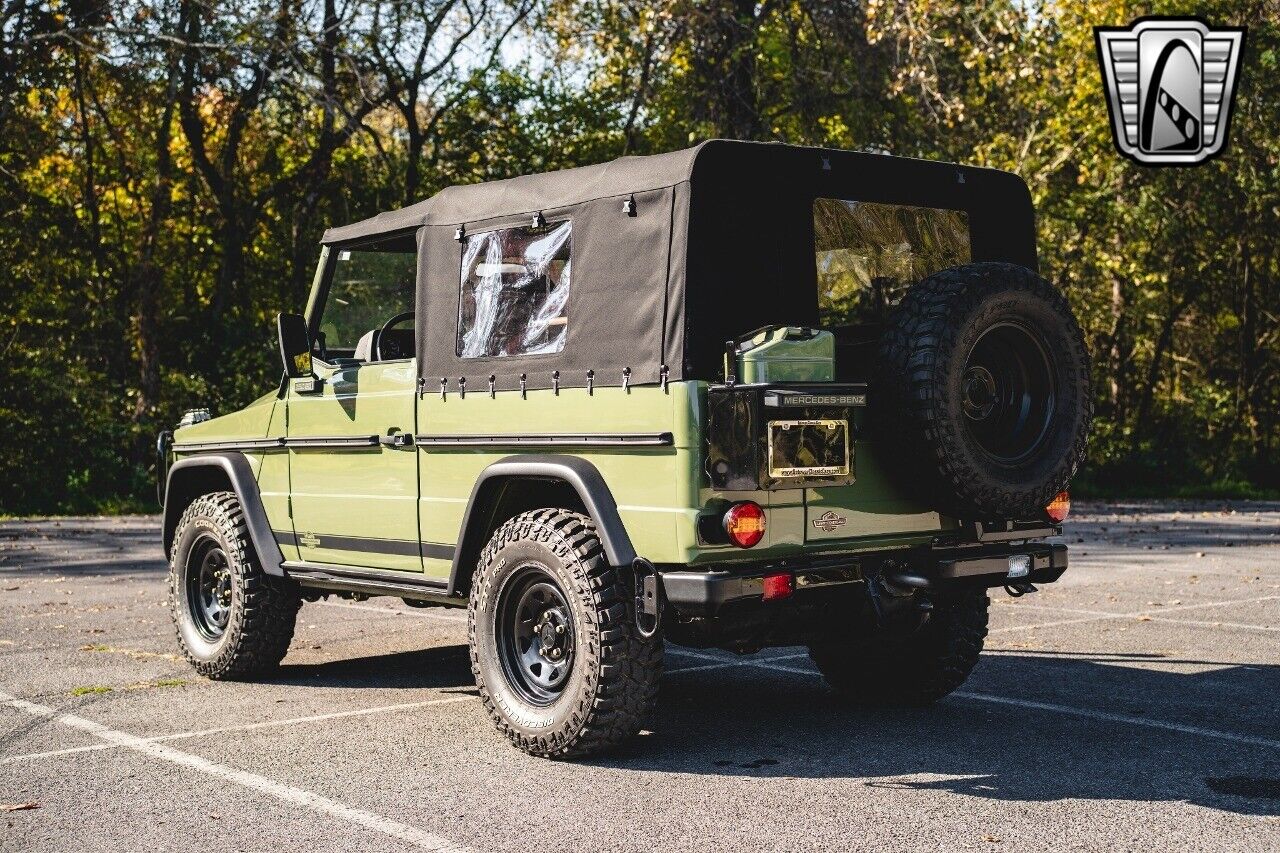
[416,381,700,580]
[172,370,947,574]
[287,360,420,571]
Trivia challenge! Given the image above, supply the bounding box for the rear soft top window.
[814,199,970,326]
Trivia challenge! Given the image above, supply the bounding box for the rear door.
[805,196,972,543]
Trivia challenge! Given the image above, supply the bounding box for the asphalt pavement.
[2,502,1278,852]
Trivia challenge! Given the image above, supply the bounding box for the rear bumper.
[660,542,1066,617]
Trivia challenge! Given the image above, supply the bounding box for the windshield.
[316,234,417,354]
[814,198,970,326]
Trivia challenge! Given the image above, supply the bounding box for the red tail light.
[761,572,793,602]
[723,501,766,548]
[1046,490,1071,523]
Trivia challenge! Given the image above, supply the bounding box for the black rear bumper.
[660,541,1067,618]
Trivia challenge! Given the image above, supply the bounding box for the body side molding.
[162,453,287,576]
[447,454,638,595]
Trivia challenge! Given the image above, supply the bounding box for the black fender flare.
[447,454,637,596]
[161,453,286,576]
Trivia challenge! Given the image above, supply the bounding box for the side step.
[282,560,464,606]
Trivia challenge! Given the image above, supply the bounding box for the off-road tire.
[168,491,300,679]
[468,509,662,758]
[875,262,1092,518]
[807,590,989,705]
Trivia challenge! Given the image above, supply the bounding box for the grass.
[69,685,112,696]
[69,679,188,696]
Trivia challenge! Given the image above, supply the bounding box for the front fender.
[161,453,286,575]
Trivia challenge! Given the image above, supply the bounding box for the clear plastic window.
[814,199,970,325]
[457,221,571,358]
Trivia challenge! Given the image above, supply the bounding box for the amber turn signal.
[723,501,766,548]
[1045,490,1071,523]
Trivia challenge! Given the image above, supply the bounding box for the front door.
[287,234,422,572]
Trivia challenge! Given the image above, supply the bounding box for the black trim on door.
[274,529,454,560]
[414,432,673,448]
[173,435,383,453]
[171,437,286,453]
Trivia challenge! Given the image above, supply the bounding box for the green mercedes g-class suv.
[158,140,1091,758]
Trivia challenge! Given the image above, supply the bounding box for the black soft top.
[319,140,1037,391]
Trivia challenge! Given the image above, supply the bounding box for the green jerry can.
[731,326,835,383]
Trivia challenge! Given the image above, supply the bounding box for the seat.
[354,329,379,362]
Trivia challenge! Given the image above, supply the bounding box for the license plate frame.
[767,418,852,480]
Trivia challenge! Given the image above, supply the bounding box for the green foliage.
[0,0,1276,514]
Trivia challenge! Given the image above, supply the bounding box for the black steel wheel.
[961,321,1056,465]
[169,492,300,679]
[469,508,662,758]
[187,533,233,641]
[496,567,576,705]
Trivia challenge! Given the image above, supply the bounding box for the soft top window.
[458,220,571,358]
[814,199,970,326]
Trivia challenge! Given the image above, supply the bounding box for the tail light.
[761,572,793,601]
[723,501,766,548]
[1045,490,1070,523]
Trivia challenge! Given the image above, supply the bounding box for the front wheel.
[807,590,989,706]
[468,509,661,758]
[169,492,300,679]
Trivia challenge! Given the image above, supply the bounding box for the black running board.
[282,560,464,606]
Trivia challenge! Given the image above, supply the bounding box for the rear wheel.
[807,590,989,706]
[469,509,661,758]
[169,492,300,679]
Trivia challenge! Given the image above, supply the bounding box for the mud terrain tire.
[169,491,300,679]
[469,509,661,758]
[808,590,989,705]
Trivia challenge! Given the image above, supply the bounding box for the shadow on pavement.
[255,637,1280,817]
[269,644,475,691]
[607,650,1280,819]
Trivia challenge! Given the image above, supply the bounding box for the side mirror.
[277,313,314,378]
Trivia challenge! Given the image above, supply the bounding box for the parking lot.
[2,502,1278,852]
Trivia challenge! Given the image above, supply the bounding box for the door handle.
[379,431,413,448]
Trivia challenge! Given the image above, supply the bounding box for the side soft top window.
[457,220,571,359]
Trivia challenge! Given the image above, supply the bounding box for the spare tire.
[875,262,1092,519]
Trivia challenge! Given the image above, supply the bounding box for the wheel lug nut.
[555,625,564,634]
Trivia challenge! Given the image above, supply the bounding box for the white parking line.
[1,690,470,851]
[1,694,478,765]
[663,648,1280,751]
[989,593,1280,634]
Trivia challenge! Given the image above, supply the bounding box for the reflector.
[762,572,793,601]
[1046,490,1071,523]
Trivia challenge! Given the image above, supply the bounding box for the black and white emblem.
[1095,18,1245,165]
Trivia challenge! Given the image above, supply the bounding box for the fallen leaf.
[1,803,38,812]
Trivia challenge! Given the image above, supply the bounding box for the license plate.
[767,419,851,479]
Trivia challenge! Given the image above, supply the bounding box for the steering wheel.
[376,311,415,361]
